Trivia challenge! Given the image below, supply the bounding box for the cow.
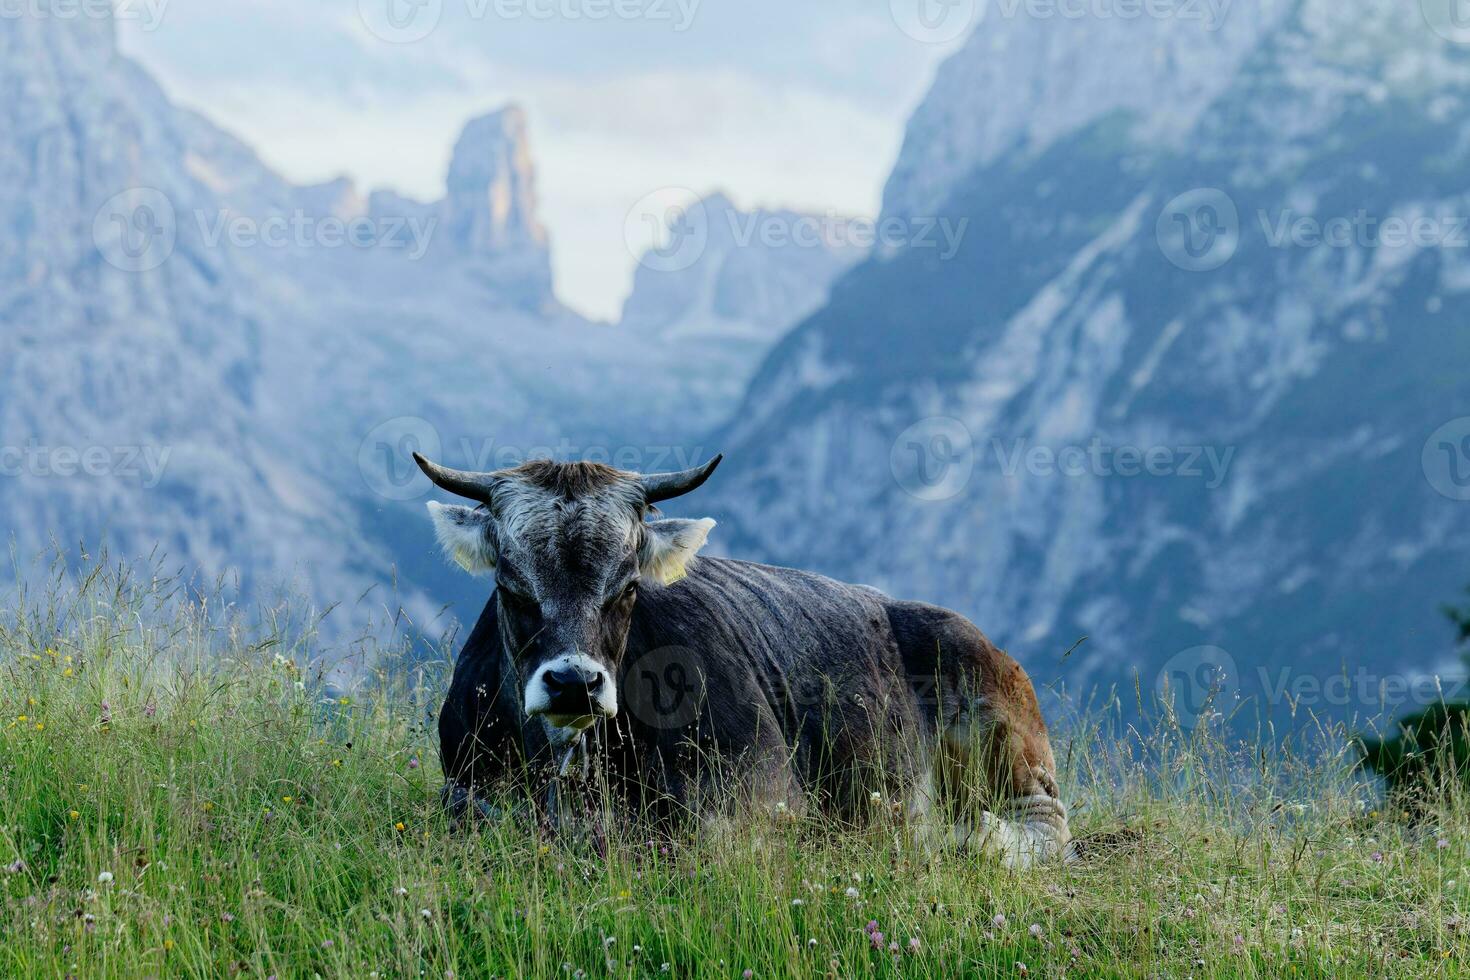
[417,451,1070,867]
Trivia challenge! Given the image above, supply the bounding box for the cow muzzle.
[524,654,618,730]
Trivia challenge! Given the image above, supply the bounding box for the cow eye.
[605,581,636,608]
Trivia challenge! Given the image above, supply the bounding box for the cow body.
[439,554,1070,865]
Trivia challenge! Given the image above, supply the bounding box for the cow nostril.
[544,666,602,695]
[544,667,578,693]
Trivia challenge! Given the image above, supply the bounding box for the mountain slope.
[0,8,387,619]
[705,0,1470,723]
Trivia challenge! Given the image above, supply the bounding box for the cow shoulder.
[692,559,885,644]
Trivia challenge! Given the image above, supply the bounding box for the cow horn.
[413,452,497,504]
[640,454,723,505]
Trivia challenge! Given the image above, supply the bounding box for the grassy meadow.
[1,561,1467,978]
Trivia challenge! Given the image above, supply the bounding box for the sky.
[116,0,962,320]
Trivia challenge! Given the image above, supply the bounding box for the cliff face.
[436,106,554,310]
[0,5,362,609]
[702,0,1470,722]
[880,0,1292,223]
[617,192,865,420]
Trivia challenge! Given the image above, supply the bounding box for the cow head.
[416,452,721,743]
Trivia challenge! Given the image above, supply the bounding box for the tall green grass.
[0,560,1465,978]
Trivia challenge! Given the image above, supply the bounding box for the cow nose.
[531,659,614,723]
[544,665,604,695]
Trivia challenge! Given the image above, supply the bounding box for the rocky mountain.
[619,192,864,422]
[621,192,863,341]
[0,4,861,653]
[436,106,554,311]
[0,5,384,628]
[705,0,1470,726]
[880,0,1292,223]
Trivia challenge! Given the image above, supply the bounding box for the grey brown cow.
[419,452,1070,866]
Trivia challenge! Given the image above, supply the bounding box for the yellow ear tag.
[662,564,689,586]
[453,548,477,572]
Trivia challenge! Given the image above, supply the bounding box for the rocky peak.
[441,105,548,255]
[437,105,553,308]
[619,191,863,340]
[880,0,1292,221]
[293,176,367,222]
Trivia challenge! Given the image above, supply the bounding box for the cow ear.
[640,518,716,585]
[427,502,497,574]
